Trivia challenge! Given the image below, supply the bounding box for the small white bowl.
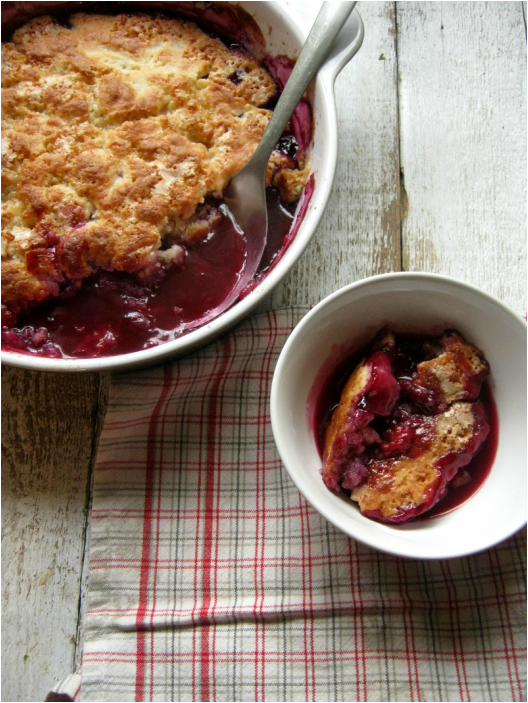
[271,272,527,559]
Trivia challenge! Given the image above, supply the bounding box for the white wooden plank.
[396,1,526,315]
[269,1,402,309]
[1,369,102,702]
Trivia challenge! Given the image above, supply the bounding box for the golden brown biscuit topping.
[2,12,309,323]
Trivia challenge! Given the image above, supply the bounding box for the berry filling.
[317,329,495,523]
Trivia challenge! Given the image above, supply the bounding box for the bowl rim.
[1,1,353,373]
[270,271,527,559]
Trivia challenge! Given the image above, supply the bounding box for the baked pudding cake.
[321,329,492,523]
[1,12,310,330]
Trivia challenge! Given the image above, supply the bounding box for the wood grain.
[270,1,402,310]
[396,1,527,314]
[1,369,103,702]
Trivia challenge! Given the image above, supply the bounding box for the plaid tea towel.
[62,308,526,702]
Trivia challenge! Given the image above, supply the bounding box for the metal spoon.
[184,1,357,330]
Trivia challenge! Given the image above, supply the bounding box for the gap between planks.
[73,373,111,672]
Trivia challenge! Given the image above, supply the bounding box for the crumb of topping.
[401,330,490,411]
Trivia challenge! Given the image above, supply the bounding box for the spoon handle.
[250,1,357,167]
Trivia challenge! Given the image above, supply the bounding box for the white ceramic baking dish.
[1,1,364,372]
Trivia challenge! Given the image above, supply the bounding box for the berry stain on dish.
[311,328,498,523]
[1,10,314,358]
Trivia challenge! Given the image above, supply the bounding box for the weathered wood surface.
[397,1,527,315]
[1,370,108,702]
[1,3,526,701]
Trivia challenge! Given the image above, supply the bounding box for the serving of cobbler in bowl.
[1,1,364,370]
[271,273,527,559]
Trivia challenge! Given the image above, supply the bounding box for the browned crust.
[323,360,371,469]
[351,402,480,518]
[2,12,309,321]
[412,330,490,404]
